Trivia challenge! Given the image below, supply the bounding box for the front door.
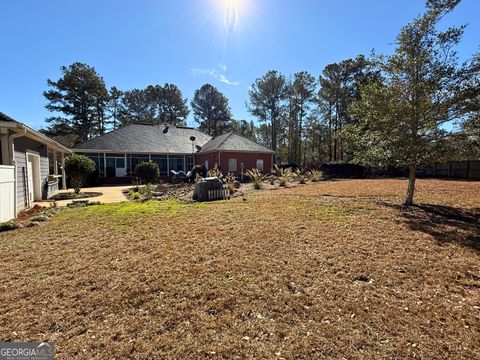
[115,157,127,177]
[27,159,34,205]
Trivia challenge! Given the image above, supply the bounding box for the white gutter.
[8,128,27,215]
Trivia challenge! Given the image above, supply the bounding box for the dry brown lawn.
[0,179,479,359]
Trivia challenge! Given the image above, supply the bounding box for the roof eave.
[0,117,72,153]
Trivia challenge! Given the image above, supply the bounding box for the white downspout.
[8,128,27,215]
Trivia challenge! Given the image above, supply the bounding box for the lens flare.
[207,0,255,35]
[223,0,242,32]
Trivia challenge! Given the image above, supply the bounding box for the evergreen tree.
[43,62,109,143]
[290,71,317,165]
[108,86,123,130]
[248,70,288,161]
[191,84,232,136]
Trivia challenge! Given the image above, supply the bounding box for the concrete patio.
[36,185,131,207]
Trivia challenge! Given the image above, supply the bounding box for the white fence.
[0,165,15,222]
[208,189,230,201]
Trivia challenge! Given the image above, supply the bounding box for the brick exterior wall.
[195,151,273,176]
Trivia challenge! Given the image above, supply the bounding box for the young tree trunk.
[404,164,416,206]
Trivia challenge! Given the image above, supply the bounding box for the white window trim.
[256,159,264,172]
[228,158,237,172]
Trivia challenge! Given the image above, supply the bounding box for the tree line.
[42,0,478,204]
[42,65,246,145]
[41,56,377,163]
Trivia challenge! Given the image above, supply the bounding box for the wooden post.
[60,152,66,189]
[53,151,58,175]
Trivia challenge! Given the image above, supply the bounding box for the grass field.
[0,179,479,359]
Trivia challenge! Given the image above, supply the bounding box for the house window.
[228,158,237,172]
[187,156,194,171]
[151,155,168,176]
[129,155,149,176]
[169,156,184,172]
[256,159,264,172]
[48,152,55,174]
[79,153,103,177]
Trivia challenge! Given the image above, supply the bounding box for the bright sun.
[215,0,251,34]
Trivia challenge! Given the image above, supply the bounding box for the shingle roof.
[0,111,71,153]
[0,112,16,122]
[199,132,274,153]
[74,123,212,154]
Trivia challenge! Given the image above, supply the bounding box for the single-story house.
[73,123,274,178]
[74,123,212,178]
[0,112,71,220]
[195,132,274,176]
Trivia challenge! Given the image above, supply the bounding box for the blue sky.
[0,0,478,130]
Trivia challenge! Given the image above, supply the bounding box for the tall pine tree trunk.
[404,164,416,206]
[328,103,333,162]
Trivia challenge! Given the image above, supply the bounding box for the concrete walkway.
[36,185,131,207]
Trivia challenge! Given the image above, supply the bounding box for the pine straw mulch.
[0,179,479,359]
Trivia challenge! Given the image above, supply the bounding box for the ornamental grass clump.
[246,168,265,190]
[271,165,293,187]
[294,168,308,184]
[309,169,325,182]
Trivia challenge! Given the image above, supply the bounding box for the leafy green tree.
[344,3,474,205]
[191,84,232,136]
[460,53,480,137]
[44,62,109,143]
[65,154,96,194]
[248,70,288,161]
[135,161,160,184]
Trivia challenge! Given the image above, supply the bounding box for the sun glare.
[209,0,254,34]
[223,0,242,32]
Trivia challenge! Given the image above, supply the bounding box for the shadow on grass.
[379,201,480,251]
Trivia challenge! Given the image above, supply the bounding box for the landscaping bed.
[50,191,102,200]
[125,182,195,201]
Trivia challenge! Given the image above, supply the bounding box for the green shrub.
[65,154,96,194]
[140,184,155,200]
[31,214,50,222]
[132,192,141,200]
[0,221,18,232]
[135,161,159,184]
